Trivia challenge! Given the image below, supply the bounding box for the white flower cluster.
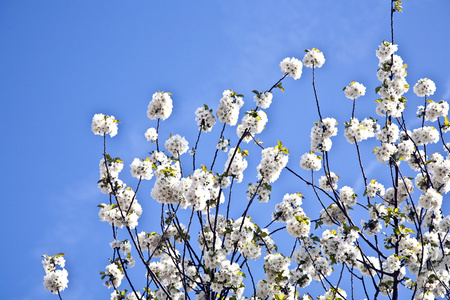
[292,244,332,282]
[302,48,325,68]
[289,247,316,289]
[364,180,385,198]
[375,122,399,143]
[376,41,398,61]
[110,239,132,255]
[111,290,143,300]
[165,134,189,157]
[216,89,244,126]
[321,227,359,266]
[373,123,403,163]
[254,91,273,109]
[361,219,382,236]
[397,232,450,298]
[320,203,347,226]
[286,211,310,238]
[375,41,409,118]
[413,78,436,97]
[145,127,158,142]
[204,248,227,268]
[42,255,69,295]
[138,231,165,257]
[318,288,347,300]
[98,187,143,229]
[223,216,255,252]
[195,104,216,132]
[343,81,366,100]
[373,142,397,163]
[418,188,442,212]
[424,100,449,122]
[344,117,379,144]
[280,57,303,80]
[247,182,271,203]
[397,136,415,161]
[410,126,439,146]
[216,137,230,152]
[151,152,189,206]
[211,260,244,296]
[237,110,268,142]
[299,152,322,171]
[130,157,153,180]
[319,172,339,191]
[97,158,125,195]
[185,168,223,211]
[99,157,123,181]
[383,254,401,273]
[408,149,426,171]
[339,186,357,206]
[257,146,289,183]
[263,253,291,283]
[148,253,192,295]
[273,193,303,222]
[147,91,173,120]
[243,218,276,257]
[103,262,124,289]
[368,203,388,221]
[225,147,248,183]
[91,113,119,137]
[377,132,412,164]
[382,177,414,207]
[257,279,296,300]
[423,153,450,193]
[310,118,338,152]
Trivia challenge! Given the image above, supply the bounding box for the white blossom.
[254,91,273,109]
[195,105,216,132]
[280,57,303,80]
[145,127,158,142]
[344,81,366,100]
[376,41,398,62]
[147,91,173,120]
[165,134,189,157]
[303,48,325,68]
[300,152,322,171]
[92,113,119,137]
[216,89,244,126]
[413,78,436,97]
[130,158,153,180]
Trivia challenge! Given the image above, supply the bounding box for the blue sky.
[1,1,450,299]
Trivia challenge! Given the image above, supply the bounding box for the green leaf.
[277,82,284,92]
[349,226,360,232]
[315,220,323,230]
[445,116,450,126]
